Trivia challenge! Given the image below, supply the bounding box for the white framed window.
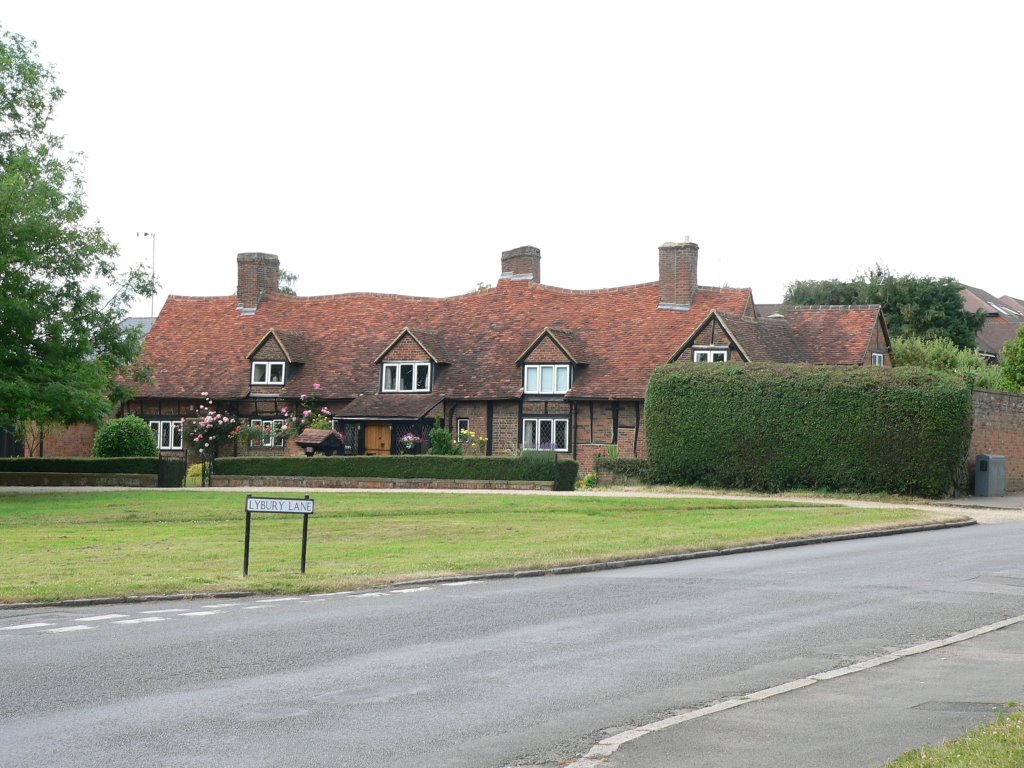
[455,417,470,442]
[251,361,286,385]
[693,348,729,363]
[871,352,885,367]
[382,362,431,392]
[524,364,570,394]
[250,418,285,448]
[522,418,569,452]
[149,420,183,451]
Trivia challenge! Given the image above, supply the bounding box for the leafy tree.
[0,28,153,442]
[1001,325,1024,391]
[784,266,986,349]
[891,336,1017,392]
[279,269,298,296]
[92,416,158,457]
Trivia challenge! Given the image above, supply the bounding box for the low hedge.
[213,454,580,491]
[594,457,653,485]
[0,457,161,474]
[645,363,973,497]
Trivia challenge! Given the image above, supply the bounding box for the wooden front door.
[364,424,392,455]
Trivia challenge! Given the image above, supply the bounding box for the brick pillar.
[658,240,698,310]
[500,246,541,283]
[237,253,280,310]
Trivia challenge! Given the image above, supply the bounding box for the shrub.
[427,416,459,455]
[92,416,158,457]
[0,457,159,474]
[213,454,580,491]
[645,363,972,497]
[595,457,653,485]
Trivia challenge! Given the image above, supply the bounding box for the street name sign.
[243,495,314,575]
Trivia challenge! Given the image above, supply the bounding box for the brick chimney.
[500,245,541,282]
[658,239,698,310]
[236,252,280,312]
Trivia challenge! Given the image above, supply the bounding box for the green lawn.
[886,708,1024,767]
[0,490,958,603]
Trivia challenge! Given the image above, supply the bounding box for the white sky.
[4,1,1023,317]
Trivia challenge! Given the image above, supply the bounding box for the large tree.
[0,28,153,441]
[784,266,986,349]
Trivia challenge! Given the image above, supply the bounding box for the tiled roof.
[138,281,754,402]
[776,305,886,364]
[333,393,445,420]
[961,287,1024,359]
[718,314,805,363]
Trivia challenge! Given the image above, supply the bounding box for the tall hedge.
[645,363,972,497]
[213,454,579,491]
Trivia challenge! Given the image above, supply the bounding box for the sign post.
[243,495,315,576]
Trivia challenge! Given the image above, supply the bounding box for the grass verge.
[0,490,963,603]
[885,707,1024,767]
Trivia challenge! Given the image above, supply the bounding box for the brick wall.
[524,337,569,364]
[970,389,1024,492]
[25,423,97,457]
[383,335,430,361]
[491,402,520,455]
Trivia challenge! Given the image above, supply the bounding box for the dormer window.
[693,348,728,363]
[252,361,286,385]
[382,362,431,392]
[524,364,570,394]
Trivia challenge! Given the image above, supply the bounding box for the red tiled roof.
[138,281,754,402]
[777,305,886,364]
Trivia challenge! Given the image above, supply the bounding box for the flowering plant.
[399,432,425,453]
[458,428,488,454]
[279,385,333,437]
[185,392,242,458]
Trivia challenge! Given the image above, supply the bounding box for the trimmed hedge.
[93,415,158,457]
[594,457,653,485]
[645,363,972,497]
[0,457,161,474]
[213,454,580,491]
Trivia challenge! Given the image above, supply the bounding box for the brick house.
[125,240,892,472]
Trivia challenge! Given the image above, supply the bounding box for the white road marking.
[200,604,237,608]
[390,587,433,594]
[1,623,53,631]
[299,598,327,603]
[75,614,127,622]
[242,605,271,610]
[310,591,353,597]
[559,613,1024,768]
[179,610,221,617]
[442,580,482,586]
[142,608,188,614]
[42,626,93,633]
[256,597,301,603]
[356,593,387,598]
[114,617,167,625]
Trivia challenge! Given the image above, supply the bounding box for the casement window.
[250,418,285,448]
[871,352,885,367]
[693,348,729,363]
[149,420,183,451]
[522,418,569,452]
[251,361,286,385]
[455,417,470,442]
[524,364,570,394]
[382,362,431,392]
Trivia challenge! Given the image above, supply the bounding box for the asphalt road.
[2,523,1023,768]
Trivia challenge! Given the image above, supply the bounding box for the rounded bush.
[92,416,159,457]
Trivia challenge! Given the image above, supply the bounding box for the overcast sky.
[4,1,1023,317]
